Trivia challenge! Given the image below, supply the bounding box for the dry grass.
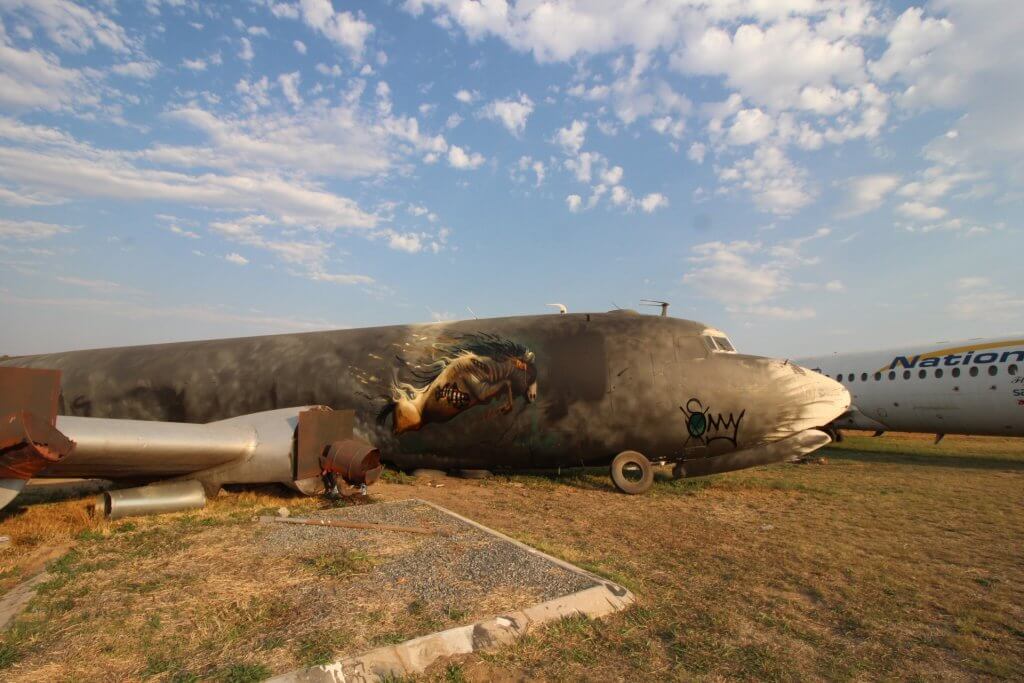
[1,432,1022,681]
[0,489,556,680]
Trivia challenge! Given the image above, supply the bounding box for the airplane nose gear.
[610,450,654,494]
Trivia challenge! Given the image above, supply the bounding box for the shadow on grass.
[827,449,1024,471]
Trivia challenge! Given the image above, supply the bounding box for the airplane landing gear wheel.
[610,450,654,495]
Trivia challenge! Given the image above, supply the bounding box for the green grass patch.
[301,550,373,577]
[214,663,270,683]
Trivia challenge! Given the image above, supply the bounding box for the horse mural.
[377,333,538,434]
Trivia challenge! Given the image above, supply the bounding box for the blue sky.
[0,0,1021,358]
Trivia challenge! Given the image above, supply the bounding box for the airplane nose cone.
[757,360,851,443]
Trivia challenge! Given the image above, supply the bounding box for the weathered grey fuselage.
[2,311,848,472]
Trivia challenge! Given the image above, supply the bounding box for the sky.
[0,0,1021,358]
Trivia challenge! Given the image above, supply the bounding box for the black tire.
[610,451,654,494]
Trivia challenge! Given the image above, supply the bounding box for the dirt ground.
[1,431,1022,681]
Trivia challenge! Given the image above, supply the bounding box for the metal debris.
[258,514,440,535]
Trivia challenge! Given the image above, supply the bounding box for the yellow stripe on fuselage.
[874,339,1024,373]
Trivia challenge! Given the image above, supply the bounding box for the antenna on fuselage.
[640,299,670,317]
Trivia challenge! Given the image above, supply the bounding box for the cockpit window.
[712,336,735,352]
[701,330,737,354]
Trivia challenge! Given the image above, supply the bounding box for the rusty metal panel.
[0,366,61,426]
[295,408,355,480]
[0,411,76,479]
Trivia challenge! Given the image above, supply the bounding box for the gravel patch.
[261,499,596,606]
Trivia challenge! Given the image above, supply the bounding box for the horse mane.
[398,333,531,386]
[442,333,530,363]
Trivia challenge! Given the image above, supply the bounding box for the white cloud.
[111,61,159,79]
[516,155,545,187]
[479,93,534,135]
[954,276,989,291]
[673,18,870,113]
[825,279,844,292]
[870,8,954,84]
[684,240,784,305]
[315,63,342,77]
[54,275,124,293]
[726,108,774,146]
[650,116,685,140]
[717,145,813,215]
[270,2,300,20]
[386,231,423,253]
[225,252,249,265]
[4,291,344,334]
[731,305,816,320]
[639,192,668,213]
[0,119,380,231]
[278,71,302,107]
[566,194,582,212]
[683,228,831,312]
[875,3,1024,189]
[948,277,1024,323]
[0,38,86,110]
[308,271,374,285]
[601,165,623,186]
[0,218,69,240]
[293,39,307,54]
[238,37,254,61]
[445,113,462,129]
[296,0,374,58]
[182,57,207,72]
[447,144,484,170]
[610,185,631,206]
[554,119,586,154]
[454,88,477,103]
[168,224,200,239]
[896,201,947,221]
[1,0,132,53]
[839,174,901,217]
[687,142,706,164]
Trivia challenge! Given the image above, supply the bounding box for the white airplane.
[796,336,1024,440]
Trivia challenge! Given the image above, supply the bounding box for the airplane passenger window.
[903,370,911,379]
[888,371,896,380]
[861,372,868,381]
[848,373,855,382]
[952,368,960,377]
[935,369,943,378]
[970,367,979,377]
[918,369,926,379]
[988,366,998,376]
[874,372,881,381]
[1010,364,1019,375]
[835,374,842,382]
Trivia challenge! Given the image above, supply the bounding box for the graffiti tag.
[680,398,744,448]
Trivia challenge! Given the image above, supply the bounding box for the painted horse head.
[511,350,538,402]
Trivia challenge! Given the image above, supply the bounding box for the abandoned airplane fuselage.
[2,312,849,481]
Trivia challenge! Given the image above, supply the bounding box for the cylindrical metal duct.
[54,416,252,478]
[96,480,207,520]
[322,439,383,486]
